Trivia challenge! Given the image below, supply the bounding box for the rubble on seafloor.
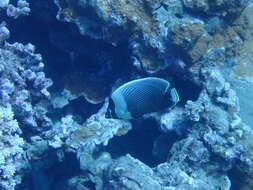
[0,0,253,190]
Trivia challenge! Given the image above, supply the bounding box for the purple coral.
[0,24,53,130]
[0,23,53,189]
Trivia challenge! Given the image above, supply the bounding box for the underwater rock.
[170,17,212,63]
[51,89,73,109]
[53,0,183,73]
[182,0,250,19]
[104,154,162,190]
[155,137,231,190]
[46,100,132,152]
[46,115,80,149]
[186,64,240,154]
[77,151,113,189]
[182,0,210,12]
[159,107,186,134]
[185,53,253,189]
[54,0,161,42]
[52,0,251,73]
[0,0,9,8]
[67,103,132,151]
[170,18,205,50]
[226,4,253,127]
[169,1,251,66]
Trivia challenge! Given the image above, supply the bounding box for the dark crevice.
[105,118,161,167]
[172,72,201,105]
[228,166,245,190]
[152,132,183,163]
[155,67,202,106]
[104,118,181,167]
[47,152,81,189]
[82,181,96,190]
[49,97,103,124]
[17,151,81,190]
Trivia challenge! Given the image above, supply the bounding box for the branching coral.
[0,0,30,18]
[0,106,25,190]
[46,100,132,152]
[0,23,53,131]
[0,19,52,189]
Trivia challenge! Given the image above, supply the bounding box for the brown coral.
[170,18,212,62]
[63,72,108,104]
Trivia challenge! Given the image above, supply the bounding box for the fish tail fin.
[170,88,180,104]
[164,88,180,109]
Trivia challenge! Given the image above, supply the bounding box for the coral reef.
[0,106,25,190]
[182,0,249,19]
[155,137,231,190]
[226,3,253,127]
[0,5,54,188]
[53,0,183,73]
[0,24,53,131]
[46,100,132,152]
[0,0,30,18]
[185,48,253,189]
[61,72,108,104]
[104,154,162,190]
[1,0,253,190]
[0,22,52,190]
[169,17,210,62]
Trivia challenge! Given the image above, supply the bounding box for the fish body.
[105,77,179,119]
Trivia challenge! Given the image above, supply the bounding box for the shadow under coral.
[105,118,182,167]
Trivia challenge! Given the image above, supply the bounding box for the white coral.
[0,106,25,189]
